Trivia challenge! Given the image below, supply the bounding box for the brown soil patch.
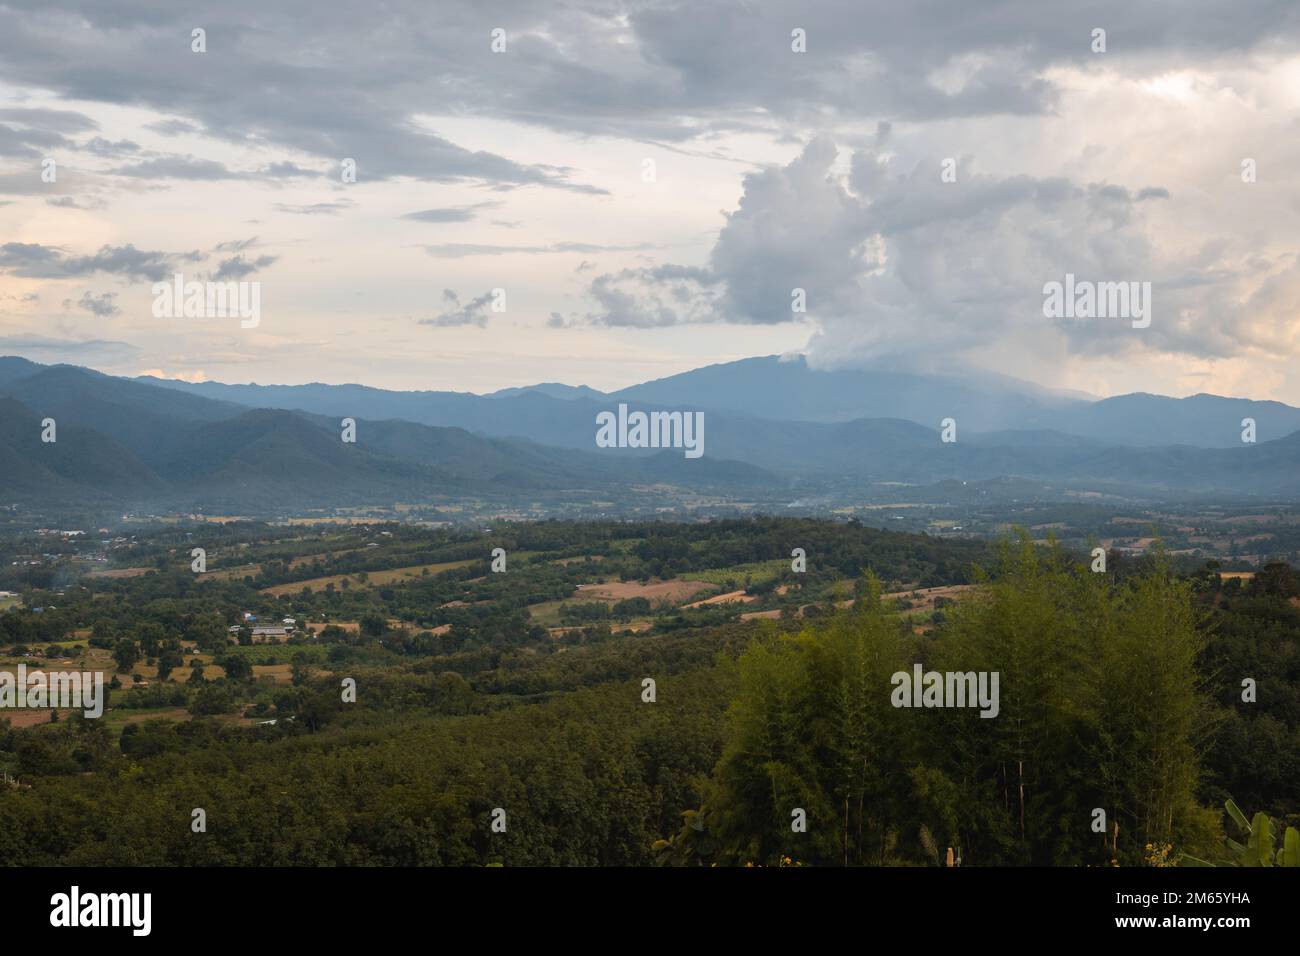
[115,707,191,725]
[882,584,976,614]
[252,663,295,685]
[682,589,757,609]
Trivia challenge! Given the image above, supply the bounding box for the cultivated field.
[261,559,477,596]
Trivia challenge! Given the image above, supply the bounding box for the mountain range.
[2,353,1299,512]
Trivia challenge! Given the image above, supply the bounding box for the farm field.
[260,559,477,596]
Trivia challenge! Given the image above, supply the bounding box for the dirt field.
[574,579,711,604]
[545,619,653,638]
[682,589,757,608]
[251,663,295,685]
[4,708,84,728]
[883,584,976,614]
[306,620,360,635]
[113,707,192,726]
[85,567,152,579]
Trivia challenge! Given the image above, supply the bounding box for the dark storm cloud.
[3,0,1291,180]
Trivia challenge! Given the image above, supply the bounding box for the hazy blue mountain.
[6,355,1300,507]
[3,364,244,468]
[134,354,1300,451]
[0,396,165,503]
[133,376,486,426]
[609,355,1084,432]
[0,375,781,509]
[486,383,608,401]
[0,356,44,388]
[1052,392,1300,448]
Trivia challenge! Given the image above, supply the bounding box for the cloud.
[0,333,138,357]
[401,202,501,223]
[111,155,247,180]
[67,290,120,316]
[583,265,722,328]
[144,118,202,136]
[212,254,278,280]
[261,161,320,179]
[80,136,141,157]
[0,241,198,281]
[422,241,656,258]
[419,289,495,328]
[0,107,98,134]
[577,137,1292,367]
[0,121,69,158]
[0,0,1294,204]
[0,3,611,191]
[45,195,106,210]
[214,236,260,253]
[272,200,355,215]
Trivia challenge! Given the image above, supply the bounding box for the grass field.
[261,559,477,596]
[682,560,787,588]
[226,644,329,664]
[204,563,262,581]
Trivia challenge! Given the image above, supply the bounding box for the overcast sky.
[1,0,1299,401]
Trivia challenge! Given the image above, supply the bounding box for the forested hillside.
[0,521,1295,867]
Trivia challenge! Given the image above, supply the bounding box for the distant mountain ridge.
[486,383,607,401]
[0,361,779,510]
[134,354,1300,450]
[3,354,1300,510]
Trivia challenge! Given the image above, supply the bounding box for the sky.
[1,0,1299,401]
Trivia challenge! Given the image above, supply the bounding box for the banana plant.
[1182,798,1300,867]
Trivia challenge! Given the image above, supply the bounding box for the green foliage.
[1184,799,1300,867]
[677,539,1210,866]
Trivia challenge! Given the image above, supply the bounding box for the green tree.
[112,638,140,674]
